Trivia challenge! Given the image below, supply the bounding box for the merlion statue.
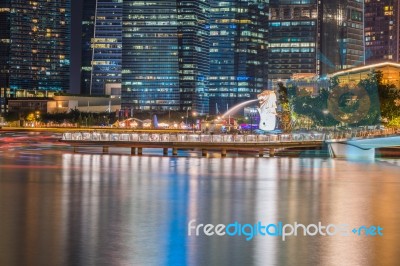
[257,90,277,131]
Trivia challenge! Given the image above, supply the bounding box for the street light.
[250,115,253,133]
[192,112,197,131]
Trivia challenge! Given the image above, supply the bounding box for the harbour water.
[0,132,399,266]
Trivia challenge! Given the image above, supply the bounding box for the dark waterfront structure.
[81,0,122,96]
[208,0,269,114]
[0,0,10,113]
[7,0,71,93]
[268,0,320,83]
[365,0,400,63]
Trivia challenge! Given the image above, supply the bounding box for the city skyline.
[1,0,400,115]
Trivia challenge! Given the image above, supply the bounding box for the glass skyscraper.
[122,0,181,112]
[81,0,122,96]
[320,0,365,73]
[267,0,365,84]
[208,0,269,115]
[268,0,320,82]
[80,1,209,112]
[92,0,122,96]
[81,0,97,95]
[6,0,71,93]
[177,0,210,114]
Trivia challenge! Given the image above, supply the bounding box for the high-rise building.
[81,0,122,96]
[208,0,269,114]
[320,0,365,74]
[122,0,210,114]
[177,0,210,114]
[268,0,365,84]
[268,0,320,83]
[81,0,97,95]
[0,0,11,113]
[365,0,400,63]
[122,0,180,112]
[6,0,71,93]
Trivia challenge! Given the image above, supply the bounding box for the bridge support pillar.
[137,147,143,156]
[103,146,109,154]
[328,143,375,161]
[172,148,178,156]
[221,149,227,157]
[131,147,136,155]
[269,148,275,157]
[163,148,168,156]
[202,149,207,157]
[259,149,264,157]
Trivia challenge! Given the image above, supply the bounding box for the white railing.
[62,132,326,143]
[324,128,398,140]
[61,128,399,144]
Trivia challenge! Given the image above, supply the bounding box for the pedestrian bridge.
[61,132,325,157]
[60,129,400,159]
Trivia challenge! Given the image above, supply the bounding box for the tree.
[277,82,292,132]
[357,70,400,127]
[25,113,36,122]
[3,112,19,122]
[291,88,339,128]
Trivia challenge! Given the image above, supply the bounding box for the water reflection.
[0,152,400,266]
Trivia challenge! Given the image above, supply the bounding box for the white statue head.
[257,90,277,110]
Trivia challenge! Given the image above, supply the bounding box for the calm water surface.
[0,132,399,266]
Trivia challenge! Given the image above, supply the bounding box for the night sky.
[70,0,83,94]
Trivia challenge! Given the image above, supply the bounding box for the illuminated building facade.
[268,0,320,84]
[7,0,71,92]
[0,0,10,113]
[81,0,122,96]
[331,62,400,88]
[81,0,97,95]
[268,0,365,85]
[208,0,269,114]
[122,0,181,112]
[365,0,400,63]
[320,0,365,74]
[178,0,210,114]
[122,0,210,114]
[91,0,122,96]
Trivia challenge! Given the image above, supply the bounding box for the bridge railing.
[62,132,326,143]
[61,128,399,144]
[325,128,398,140]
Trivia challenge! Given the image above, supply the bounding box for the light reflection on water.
[0,136,400,265]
